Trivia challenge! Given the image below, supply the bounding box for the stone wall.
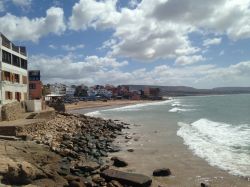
[1,102,26,121]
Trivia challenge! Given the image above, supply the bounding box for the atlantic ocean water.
[86,94,250,186]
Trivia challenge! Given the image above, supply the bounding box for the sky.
[1,0,250,88]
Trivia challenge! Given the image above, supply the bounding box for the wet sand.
[108,117,250,187]
[70,101,250,187]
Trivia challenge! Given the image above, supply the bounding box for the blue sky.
[1,0,250,88]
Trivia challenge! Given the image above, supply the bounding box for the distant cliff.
[125,85,250,96]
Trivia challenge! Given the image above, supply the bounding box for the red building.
[29,70,42,99]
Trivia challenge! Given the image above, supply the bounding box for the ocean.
[85,94,250,186]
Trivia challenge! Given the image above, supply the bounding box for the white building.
[50,83,66,95]
[0,33,28,105]
[66,86,75,96]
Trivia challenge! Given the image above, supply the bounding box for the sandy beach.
[66,100,152,111]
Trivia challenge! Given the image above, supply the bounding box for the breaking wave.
[169,107,194,112]
[177,118,250,177]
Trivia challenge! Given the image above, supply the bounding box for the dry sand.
[65,100,151,111]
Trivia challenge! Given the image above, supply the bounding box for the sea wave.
[102,100,173,112]
[169,107,194,112]
[85,100,173,116]
[171,102,181,107]
[177,118,250,177]
[85,111,102,117]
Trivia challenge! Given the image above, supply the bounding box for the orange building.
[29,70,42,100]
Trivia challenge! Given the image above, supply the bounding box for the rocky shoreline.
[0,112,158,187]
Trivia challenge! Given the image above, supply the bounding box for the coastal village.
[0,33,170,187]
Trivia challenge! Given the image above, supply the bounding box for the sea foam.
[169,107,194,112]
[85,111,102,117]
[177,119,250,177]
[102,100,173,112]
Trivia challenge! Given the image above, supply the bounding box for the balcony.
[1,34,27,57]
[12,43,19,53]
[1,34,11,49]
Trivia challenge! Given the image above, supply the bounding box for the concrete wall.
[25,100,42,112]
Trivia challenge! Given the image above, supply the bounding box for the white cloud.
[203,38,222,47]
[29,53,250,88]
[69,0,250,64]
[62,44,85,51]
[49,44,57,49]
[11,0,32,7]
[69,0,120,30]
[0,7,66,42]
[175,55,205,66]
[29,54,128,84]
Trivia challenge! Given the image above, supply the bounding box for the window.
[29,83,36,89]
[14,74,20,83]
[2,50,11,64]
[5,91,13,100]
[1,34,11,48]
[12,54,20,67]
[22,76,28,84]
[21,58,27,69]
[2,71,11,82]
[15,92,21,101]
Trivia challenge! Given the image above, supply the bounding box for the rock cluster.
[1,101,25,121]
[18,112,152,186]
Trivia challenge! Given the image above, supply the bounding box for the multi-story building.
[50,83,66,95]
[0,33,28,105]
[29,70,42,100]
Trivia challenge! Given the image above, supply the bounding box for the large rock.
[101,169,152,187]
[111,157,128,167]
[152,168,171,177]
[3,161,46,185]
[75,161,100,172]
[1,101,26,121]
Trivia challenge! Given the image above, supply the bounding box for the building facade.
[29,70,42,100]
[0,33,28,105]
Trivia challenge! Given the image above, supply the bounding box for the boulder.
[201,183,209,187]
[101,169,152,187]
[111,157,128,167]
[152,168,171,177]
[3,161,46,185]
[1,101,25,121]
[75,161,100,172]
[69,180,86,187]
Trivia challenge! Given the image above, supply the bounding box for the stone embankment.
[0,112,155,187]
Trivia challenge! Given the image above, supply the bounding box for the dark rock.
[100,165,109,172]
[153,168,171,177]
[125,135,132,140]
[201,182,209,187]
[111,157,128,167]
[76,161,100,172]
[64,175,81,182]
[101,169,152,187]
[63,134,71,141]
[127,149,134,152]
[69,180,86,187]
[108,146,120,153]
